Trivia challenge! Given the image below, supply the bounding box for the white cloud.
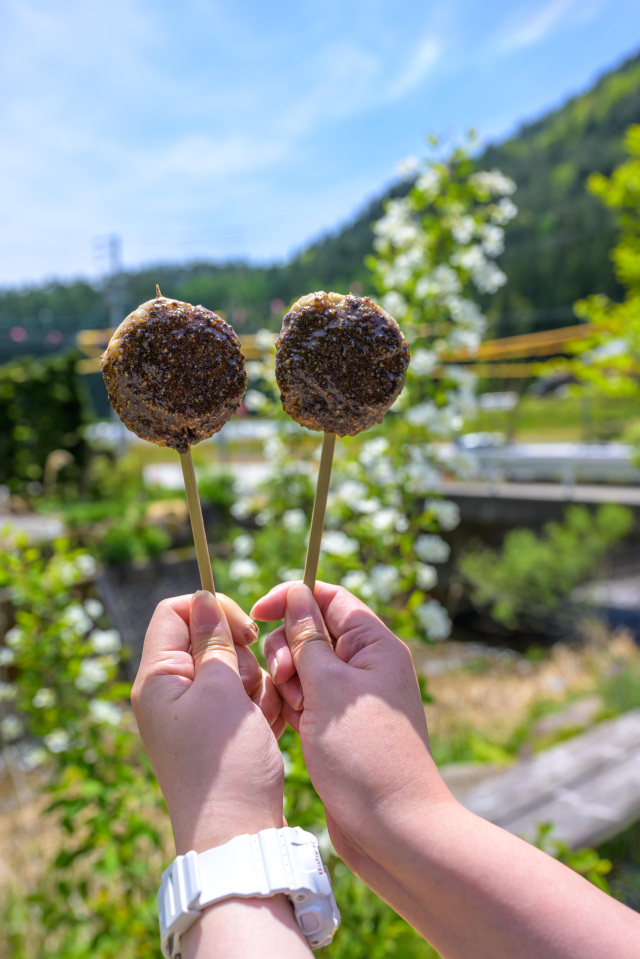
[387,36,441,100]
[497,0,579,52]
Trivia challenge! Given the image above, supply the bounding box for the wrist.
[170,800,284,855]
[181,895,307,959]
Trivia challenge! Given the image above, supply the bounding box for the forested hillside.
[1,50,639,363]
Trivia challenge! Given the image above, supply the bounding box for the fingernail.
[191,590,221,632]
[292,689,304,711]
[267,652,278,682]
[244,620,259,643]
[286,584,315,622]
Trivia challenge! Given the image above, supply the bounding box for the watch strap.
[159,827,340,957]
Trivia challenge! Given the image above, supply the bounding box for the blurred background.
[2,2,640,957]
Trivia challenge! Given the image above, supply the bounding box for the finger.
[250,672,283,729]
[254,581,396,664]
[272,716,286,740]
[236,645,262,699]
[280,701,302,733]
[217,592,260,646]
[136,595,193,680]
[284,584,336,684]
[264,626,296,684]
[189,590,239,676]
[276,675,304,713]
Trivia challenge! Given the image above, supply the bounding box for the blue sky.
[2,0,640,289]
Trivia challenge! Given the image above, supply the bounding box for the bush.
[0,351,90,496]
[458,504,633,633]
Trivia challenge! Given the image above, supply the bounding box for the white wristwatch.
[158,826,340,957]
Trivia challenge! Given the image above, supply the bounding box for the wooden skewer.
[179,449,215,594]
[303,432,336,592]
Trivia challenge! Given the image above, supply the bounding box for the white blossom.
[415,600,451,640]
[450,216,476,245]
[360,438,389,467]
[470,169,516,197]
[89,699,121,726]
[1,715,23,741]
[363,564,401,602]
[0,682,16,701]
[246,360,268,379]
[322,531,359,558]
[381,291,408,320]
[63,604,93,634]
[331,480,366,505]
[277,568,303,582]
[229,558,259,581]
[415,534,450,563]
[75,554,97,577]
[5,626,25,648]
[0,649,15,666]
[341,570,368,593]
[45,729,70,753]
[403,460,441,494]
[425,500,461,531]
[233,534,254,557]
[416,168,440,198]
[282,509,306,532]
[415,564,438,590]
[365,508,408,533]
[76,659,109,692]
[33,688,55,708]
[415,264,461,299]
[89,629,122,654]
[255,329,277,351]
[244,389,269,412]
[263,435,287,463]
[396,155,420,179]
[490,197,518,224]
[479,224,505,257]
[84,599,104,621]
[411,348,437,376]
[230,498,252,520]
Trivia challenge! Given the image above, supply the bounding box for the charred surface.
[101,294,246,452]
[276,291,409,435]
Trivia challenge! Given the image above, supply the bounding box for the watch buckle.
[159,852,201,958]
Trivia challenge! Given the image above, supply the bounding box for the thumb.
[284,584,337,684]
[189,590,239,676]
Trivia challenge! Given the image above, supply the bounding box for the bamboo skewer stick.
[179,449,215,594]
[303,432,336,592]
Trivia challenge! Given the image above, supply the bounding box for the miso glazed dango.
[275,290,410,591]
[100,287,247,594]
[275,291,410,436]
[101,287,247,453]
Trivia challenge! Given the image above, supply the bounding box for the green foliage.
[600,660,640,715]
[0,536,166,958]
[0,351,90,495]
[458,504,633,631]
[196,466,237,511]
[533,823,612,893]
[544,124,640,404]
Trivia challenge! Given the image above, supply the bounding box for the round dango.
[275,291,409,436]
[101,287,246,453]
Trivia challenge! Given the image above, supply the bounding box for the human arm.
[252,581,640,959]
[131,589,312,959]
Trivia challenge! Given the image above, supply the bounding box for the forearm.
[358,800,640,959]
[182,895,313,959]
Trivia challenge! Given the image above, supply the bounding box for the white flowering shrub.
[220,139,516,646]
[0,535,166,957]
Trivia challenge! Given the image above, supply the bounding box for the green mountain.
[1,49,640,364]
